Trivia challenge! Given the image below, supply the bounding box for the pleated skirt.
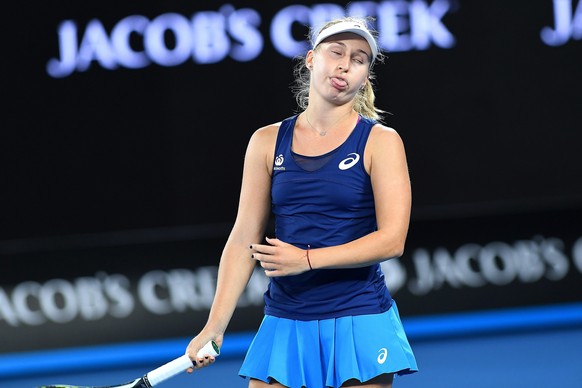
[239,301,418,388]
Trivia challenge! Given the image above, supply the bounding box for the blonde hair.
[291,16,386,121]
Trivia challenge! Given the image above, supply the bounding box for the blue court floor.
[2,304,582,388]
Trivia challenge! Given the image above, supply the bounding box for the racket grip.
[146,340,220,386]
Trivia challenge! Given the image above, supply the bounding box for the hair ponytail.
[354,76,385,121]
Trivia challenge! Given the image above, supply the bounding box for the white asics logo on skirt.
[377,348,388,364]
[338,153,360,170]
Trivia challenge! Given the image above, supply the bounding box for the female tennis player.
[186,16,418,387]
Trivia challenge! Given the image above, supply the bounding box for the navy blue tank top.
[265,114,393,320]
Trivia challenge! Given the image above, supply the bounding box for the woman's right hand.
[185,332,223,372]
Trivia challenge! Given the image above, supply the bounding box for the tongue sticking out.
[331,77,347,89]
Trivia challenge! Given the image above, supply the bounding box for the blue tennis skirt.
[239,301,418,388]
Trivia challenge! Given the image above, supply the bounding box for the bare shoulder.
[364,124,409,177]
[254,122,281,137]
[370,123,403,140]
[245,122,281,168]
[368,123,406,152]
[251,122,280,143]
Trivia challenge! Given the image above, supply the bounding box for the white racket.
[38,340,220,388]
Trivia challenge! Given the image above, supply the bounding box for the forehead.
[320,32,372,54]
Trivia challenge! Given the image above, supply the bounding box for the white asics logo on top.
[377,348,388,364]
[338,153,360,170]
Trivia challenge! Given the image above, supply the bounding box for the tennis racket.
[37,340,220,388]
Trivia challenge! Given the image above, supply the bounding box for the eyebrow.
[327,41,372,61]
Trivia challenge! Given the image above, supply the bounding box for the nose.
[337,59,349,72]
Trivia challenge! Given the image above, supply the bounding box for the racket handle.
[146,340,220,386]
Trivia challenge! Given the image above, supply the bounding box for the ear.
[360,78,368,90]
[305,50,315,70]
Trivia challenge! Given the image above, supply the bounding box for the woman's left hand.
[250,237,311,277]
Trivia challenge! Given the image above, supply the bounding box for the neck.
[303,108,355,137]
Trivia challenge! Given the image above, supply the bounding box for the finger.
[264,269,281,277]
[197,355,216,367]
[251,244,276,255]
[256,256,277,271]
[251,252,263,263]
[265,236,283,246]
[251,252,275,263]
[251,252,267,265]
[197,356,208,365]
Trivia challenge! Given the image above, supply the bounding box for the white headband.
[313,21,378,62]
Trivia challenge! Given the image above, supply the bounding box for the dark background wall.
[3,0,581,240]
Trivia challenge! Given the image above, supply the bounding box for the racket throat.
[137,376,152,388]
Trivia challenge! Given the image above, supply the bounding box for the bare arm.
[186,124,276,365]
[251,124,411,275]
